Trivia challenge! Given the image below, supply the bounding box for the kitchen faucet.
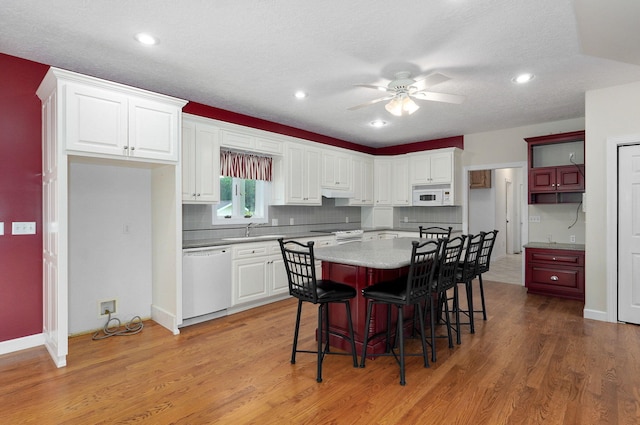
[245,222,256,237]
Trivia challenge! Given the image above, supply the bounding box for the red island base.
[321,261,414,356]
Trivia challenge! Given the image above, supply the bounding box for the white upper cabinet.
[321,149,352,190]
[392,155,410,205]
[336,154,374,206]
[374,158,393,206]
[59,70,185,162]
[220,129,283,155]
[409,149,454,185]
[182,117,220,204]
[272,142,321,205]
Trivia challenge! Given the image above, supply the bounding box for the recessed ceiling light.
[294,91,308,99]
[135,33,158,46]
[370,120,387,128]
[513,73,534,84]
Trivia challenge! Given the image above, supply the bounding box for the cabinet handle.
[191,193,196,197]
[550,275,559,281]
[131,147,135,151]
[196,193,201,197]
[123,146,128,150]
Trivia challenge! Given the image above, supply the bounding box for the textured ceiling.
[1,0,639,148]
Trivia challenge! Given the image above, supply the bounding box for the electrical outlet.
[99,299,116,316]
[569,152,575,160]
[289,217,294,225]
[528,215,540,222]
[345,216,349,223]
[570,235,576,243]
[404,217,408,223]
[272,218,278,226]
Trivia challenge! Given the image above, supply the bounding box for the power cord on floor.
[92,311,144,340]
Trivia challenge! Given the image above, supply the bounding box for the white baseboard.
[0,333,45,356]
[583,308,609,322]
[151,304,180,335]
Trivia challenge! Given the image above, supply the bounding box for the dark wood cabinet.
[469,169,491,189]
[525,131,585,204]
[525,247,584,301]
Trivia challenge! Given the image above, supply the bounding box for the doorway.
[463,162,527,285]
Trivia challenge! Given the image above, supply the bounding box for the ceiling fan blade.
[354,84,392,93]
[347,95,395,111]
[410,73,451,91]
[412,91,466,104]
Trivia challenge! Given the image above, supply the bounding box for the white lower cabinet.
[231,242,289,308]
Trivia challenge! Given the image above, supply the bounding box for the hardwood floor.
[2,281,640,424]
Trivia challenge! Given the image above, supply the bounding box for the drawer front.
[233,244,269,258]
[530,252,581,265]
[530,266,579,289]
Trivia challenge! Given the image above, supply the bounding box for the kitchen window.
[213,150,272,225]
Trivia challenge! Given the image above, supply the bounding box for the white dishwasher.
[183,246,232,322]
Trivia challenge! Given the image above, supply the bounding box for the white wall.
[585,81,640,317]
[463,118,585,247]
[69,161,152,335]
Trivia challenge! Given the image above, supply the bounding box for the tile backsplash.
[183,199,462,242]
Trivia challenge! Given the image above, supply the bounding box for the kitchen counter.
[523,242,585,251]
[314,237,427,269]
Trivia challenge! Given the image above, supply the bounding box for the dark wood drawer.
[530,265,579,289]
[529,251,582,266]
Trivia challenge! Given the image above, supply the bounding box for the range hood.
[321,188,355,198]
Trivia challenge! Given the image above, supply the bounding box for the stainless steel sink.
[221,234,286,242]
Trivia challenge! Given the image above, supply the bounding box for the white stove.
[333,229,364,244]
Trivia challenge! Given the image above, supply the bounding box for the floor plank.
[2,281,640,424]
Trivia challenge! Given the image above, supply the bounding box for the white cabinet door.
[286,144,321,205]
[362,157,374,205]
[181,122,196,201]
[182,120,220,203]
[392,156,410,205]
[336,155,373,206]
[374,158,392,206]
[269,255,289,295]
[128,97,180,161]
[429,151,453,184]
[322,150,351,190]
[65,83,128,156]
[233,257,269,305]
[410,151,453,185]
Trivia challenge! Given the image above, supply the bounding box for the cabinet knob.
[131,147,135,151]
[123,146,128,150]
[550,275,559,281]
[191,193,196,197]
[196,193,201,197]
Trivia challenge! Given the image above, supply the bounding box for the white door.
[618,144,640,324]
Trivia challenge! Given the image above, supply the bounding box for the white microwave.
[412,188,452,206]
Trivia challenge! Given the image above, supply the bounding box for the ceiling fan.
[348,71,465,116]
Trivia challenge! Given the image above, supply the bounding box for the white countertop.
[314,237,437,269]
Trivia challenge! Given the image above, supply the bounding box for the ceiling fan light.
[402,96,419,115]
[385,98,403,116]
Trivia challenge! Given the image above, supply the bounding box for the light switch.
[0,222,4,235]
[12,221,36,235]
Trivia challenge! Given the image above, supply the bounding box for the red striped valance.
[220,150,272,181]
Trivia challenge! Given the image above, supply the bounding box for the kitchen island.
[314,237,432,355]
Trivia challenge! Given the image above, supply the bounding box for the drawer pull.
[550,275,559,281]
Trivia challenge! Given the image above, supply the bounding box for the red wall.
[0,53,49,341]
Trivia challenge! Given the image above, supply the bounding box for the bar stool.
[452,232,485,339]
[359,239,442,386]
[278,239,358,383]
[419,226,452,240]
[474,230,498,320]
